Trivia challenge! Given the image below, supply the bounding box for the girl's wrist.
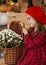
[24,32,28,35]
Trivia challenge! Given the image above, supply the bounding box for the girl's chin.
[30,24,35,27]
[30,26,34,28]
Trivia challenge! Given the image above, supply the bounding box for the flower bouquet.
[0,29,23,48]
[0,29,24,65]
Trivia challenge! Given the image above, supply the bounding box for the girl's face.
[27,14,37,27]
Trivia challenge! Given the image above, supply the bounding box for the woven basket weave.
[4,21,24,65]
[4,44,24,65]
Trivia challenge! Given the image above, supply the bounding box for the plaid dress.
[17,31,46,65]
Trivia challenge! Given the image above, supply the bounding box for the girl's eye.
[28,17,30,20]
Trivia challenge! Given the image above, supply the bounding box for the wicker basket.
[4,21,24,65]
[4,44,24,65]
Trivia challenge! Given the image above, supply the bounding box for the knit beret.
[26,6,46,24]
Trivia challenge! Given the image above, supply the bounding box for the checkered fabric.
[4,44,24,65]
[17,31,46,65]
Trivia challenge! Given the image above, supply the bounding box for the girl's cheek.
[30,24,35,27]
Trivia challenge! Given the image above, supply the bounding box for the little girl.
[17,6,46,65]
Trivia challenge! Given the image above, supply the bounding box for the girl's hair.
[32,22,46,37]
[37,22,46,33]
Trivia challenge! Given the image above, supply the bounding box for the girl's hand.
[22,27,28,35]
[20,22,28,35]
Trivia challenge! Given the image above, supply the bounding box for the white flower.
[7,40,10,42]
[2,34,5,40]
[6,36,8,38]
[0,29,23,48]
[18,40,22,43]
[18,36,23,40]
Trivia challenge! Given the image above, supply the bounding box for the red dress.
[17,31,46,65]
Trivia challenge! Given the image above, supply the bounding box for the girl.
[17,6,46,65]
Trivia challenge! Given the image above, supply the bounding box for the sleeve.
[24,33,46,49]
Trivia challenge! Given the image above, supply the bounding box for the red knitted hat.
[26,6,46,24]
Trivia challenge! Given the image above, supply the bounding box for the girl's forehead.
[26,13,37,23]
[26,13,34,20]
[26,13,31,18]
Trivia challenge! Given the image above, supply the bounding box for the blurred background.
[0,0,46,12]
